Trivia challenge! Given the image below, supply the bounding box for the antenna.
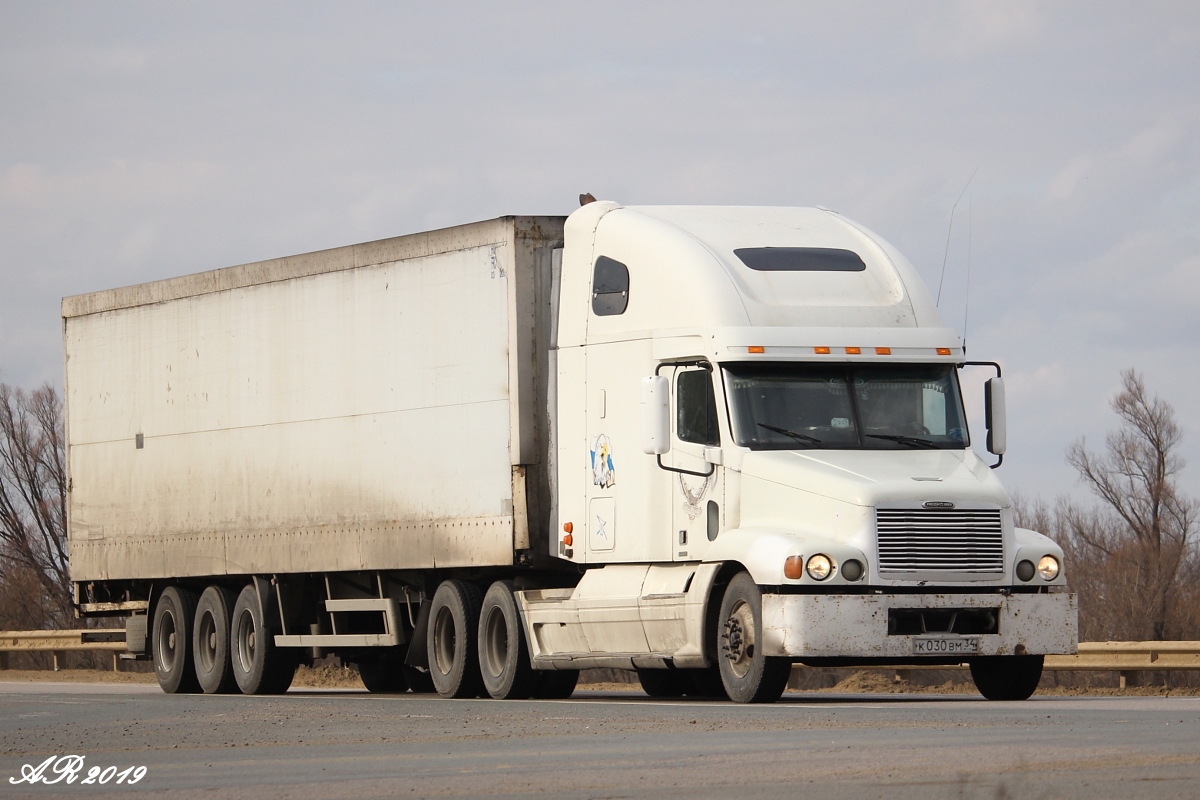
[936,167,979,307]
[962,194,973,354]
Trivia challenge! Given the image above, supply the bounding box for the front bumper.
[761,592,1078,659]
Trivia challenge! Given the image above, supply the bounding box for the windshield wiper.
[866,434,938,449]
[757,423,821,445]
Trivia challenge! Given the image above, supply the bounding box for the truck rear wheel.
[153,586,201,694]
[403,665,437,693]
[969,655,1044,700]
[685,665,728,699]
[532,669,579,699]
[358,651,409,693]
[636,669,688,698]
[427,579,484,698]
[479,580,536,699]
[230,584,297,695]
[717,572,791,704]
[193,585,238,694]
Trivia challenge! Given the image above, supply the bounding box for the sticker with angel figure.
[590,433,616,488]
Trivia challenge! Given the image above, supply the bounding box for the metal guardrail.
[871,642,1200,690]
[1,631,1199,685]
[0,629,127,672]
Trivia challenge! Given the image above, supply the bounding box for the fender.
[1012,527,1068,586]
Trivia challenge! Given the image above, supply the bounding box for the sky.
[1,2,1198,506]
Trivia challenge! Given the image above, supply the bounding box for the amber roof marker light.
[747,346,765,354]
[875,347,891,355]
[937,347,952,356]
[845,346,861,355]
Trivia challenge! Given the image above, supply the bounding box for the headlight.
[1036,555,1060,581]
[806,554,835,581]
[1015,560,1035,582]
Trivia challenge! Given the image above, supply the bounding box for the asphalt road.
[2,682,1198,800]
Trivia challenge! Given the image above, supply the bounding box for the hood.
[737,448,1011,508]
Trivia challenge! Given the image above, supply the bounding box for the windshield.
[724,363,969,450]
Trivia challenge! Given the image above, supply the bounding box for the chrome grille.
[876,508,1004,574]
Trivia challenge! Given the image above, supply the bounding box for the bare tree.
[1064,370,1197,641]
[0,382,71,629]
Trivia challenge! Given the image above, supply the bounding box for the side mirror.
[985,377,1006,456]
[641,376,670,455]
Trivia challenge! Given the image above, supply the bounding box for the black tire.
[427,579,484,698]
[230,584,298,695]
[532,669,579,699]
[403,665,437,694]
[358,651,410,693]
[193,585,238,694]
[153,586,201,694]
[479,580,537,699]
[686,665,728,699]
[716,572,791,704]
[969,655,1045,701]
[636,668,689,698]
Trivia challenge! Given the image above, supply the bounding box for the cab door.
[670,366,724,562]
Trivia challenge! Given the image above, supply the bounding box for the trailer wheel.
[532,669,579,699]
[427,579,484,698]
[153,586,201,694]
[479,580,537,699]
[230,584,297,695]
[402,665,437,694]
[969,655,1044,700]
[358,651,409,693]
[717,572,790,703]
[636,669,688,698]
[193,586,238,694]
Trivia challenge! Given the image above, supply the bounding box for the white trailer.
[64,201,1076,702]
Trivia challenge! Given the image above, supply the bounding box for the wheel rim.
[235,608,256,673]
[723,599,756,679]
[156,607,178,673]
[432,605,457,677]
[198,609,217,673]
[482,605,508,679]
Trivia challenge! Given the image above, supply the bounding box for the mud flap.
[404,599,432,669]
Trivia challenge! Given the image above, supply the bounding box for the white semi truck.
[64,201,1077,703]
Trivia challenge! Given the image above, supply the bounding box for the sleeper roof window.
[734,247,866,272]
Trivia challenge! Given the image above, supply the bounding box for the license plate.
[912,636,980,655]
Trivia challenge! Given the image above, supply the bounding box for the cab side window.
[677,369,720,446]
[592,256,629,316]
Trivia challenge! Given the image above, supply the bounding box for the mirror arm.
[654,359,712,376]
[959,360,1002,377]
[958,361,1005,469]
[652,359,716,476]
[656,454,715,478]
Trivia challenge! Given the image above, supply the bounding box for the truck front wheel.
[153,586,201,694]
[969,655,1044,700]
[230,584,297,695]
[427,579,484,698]
[717,573,791,704]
